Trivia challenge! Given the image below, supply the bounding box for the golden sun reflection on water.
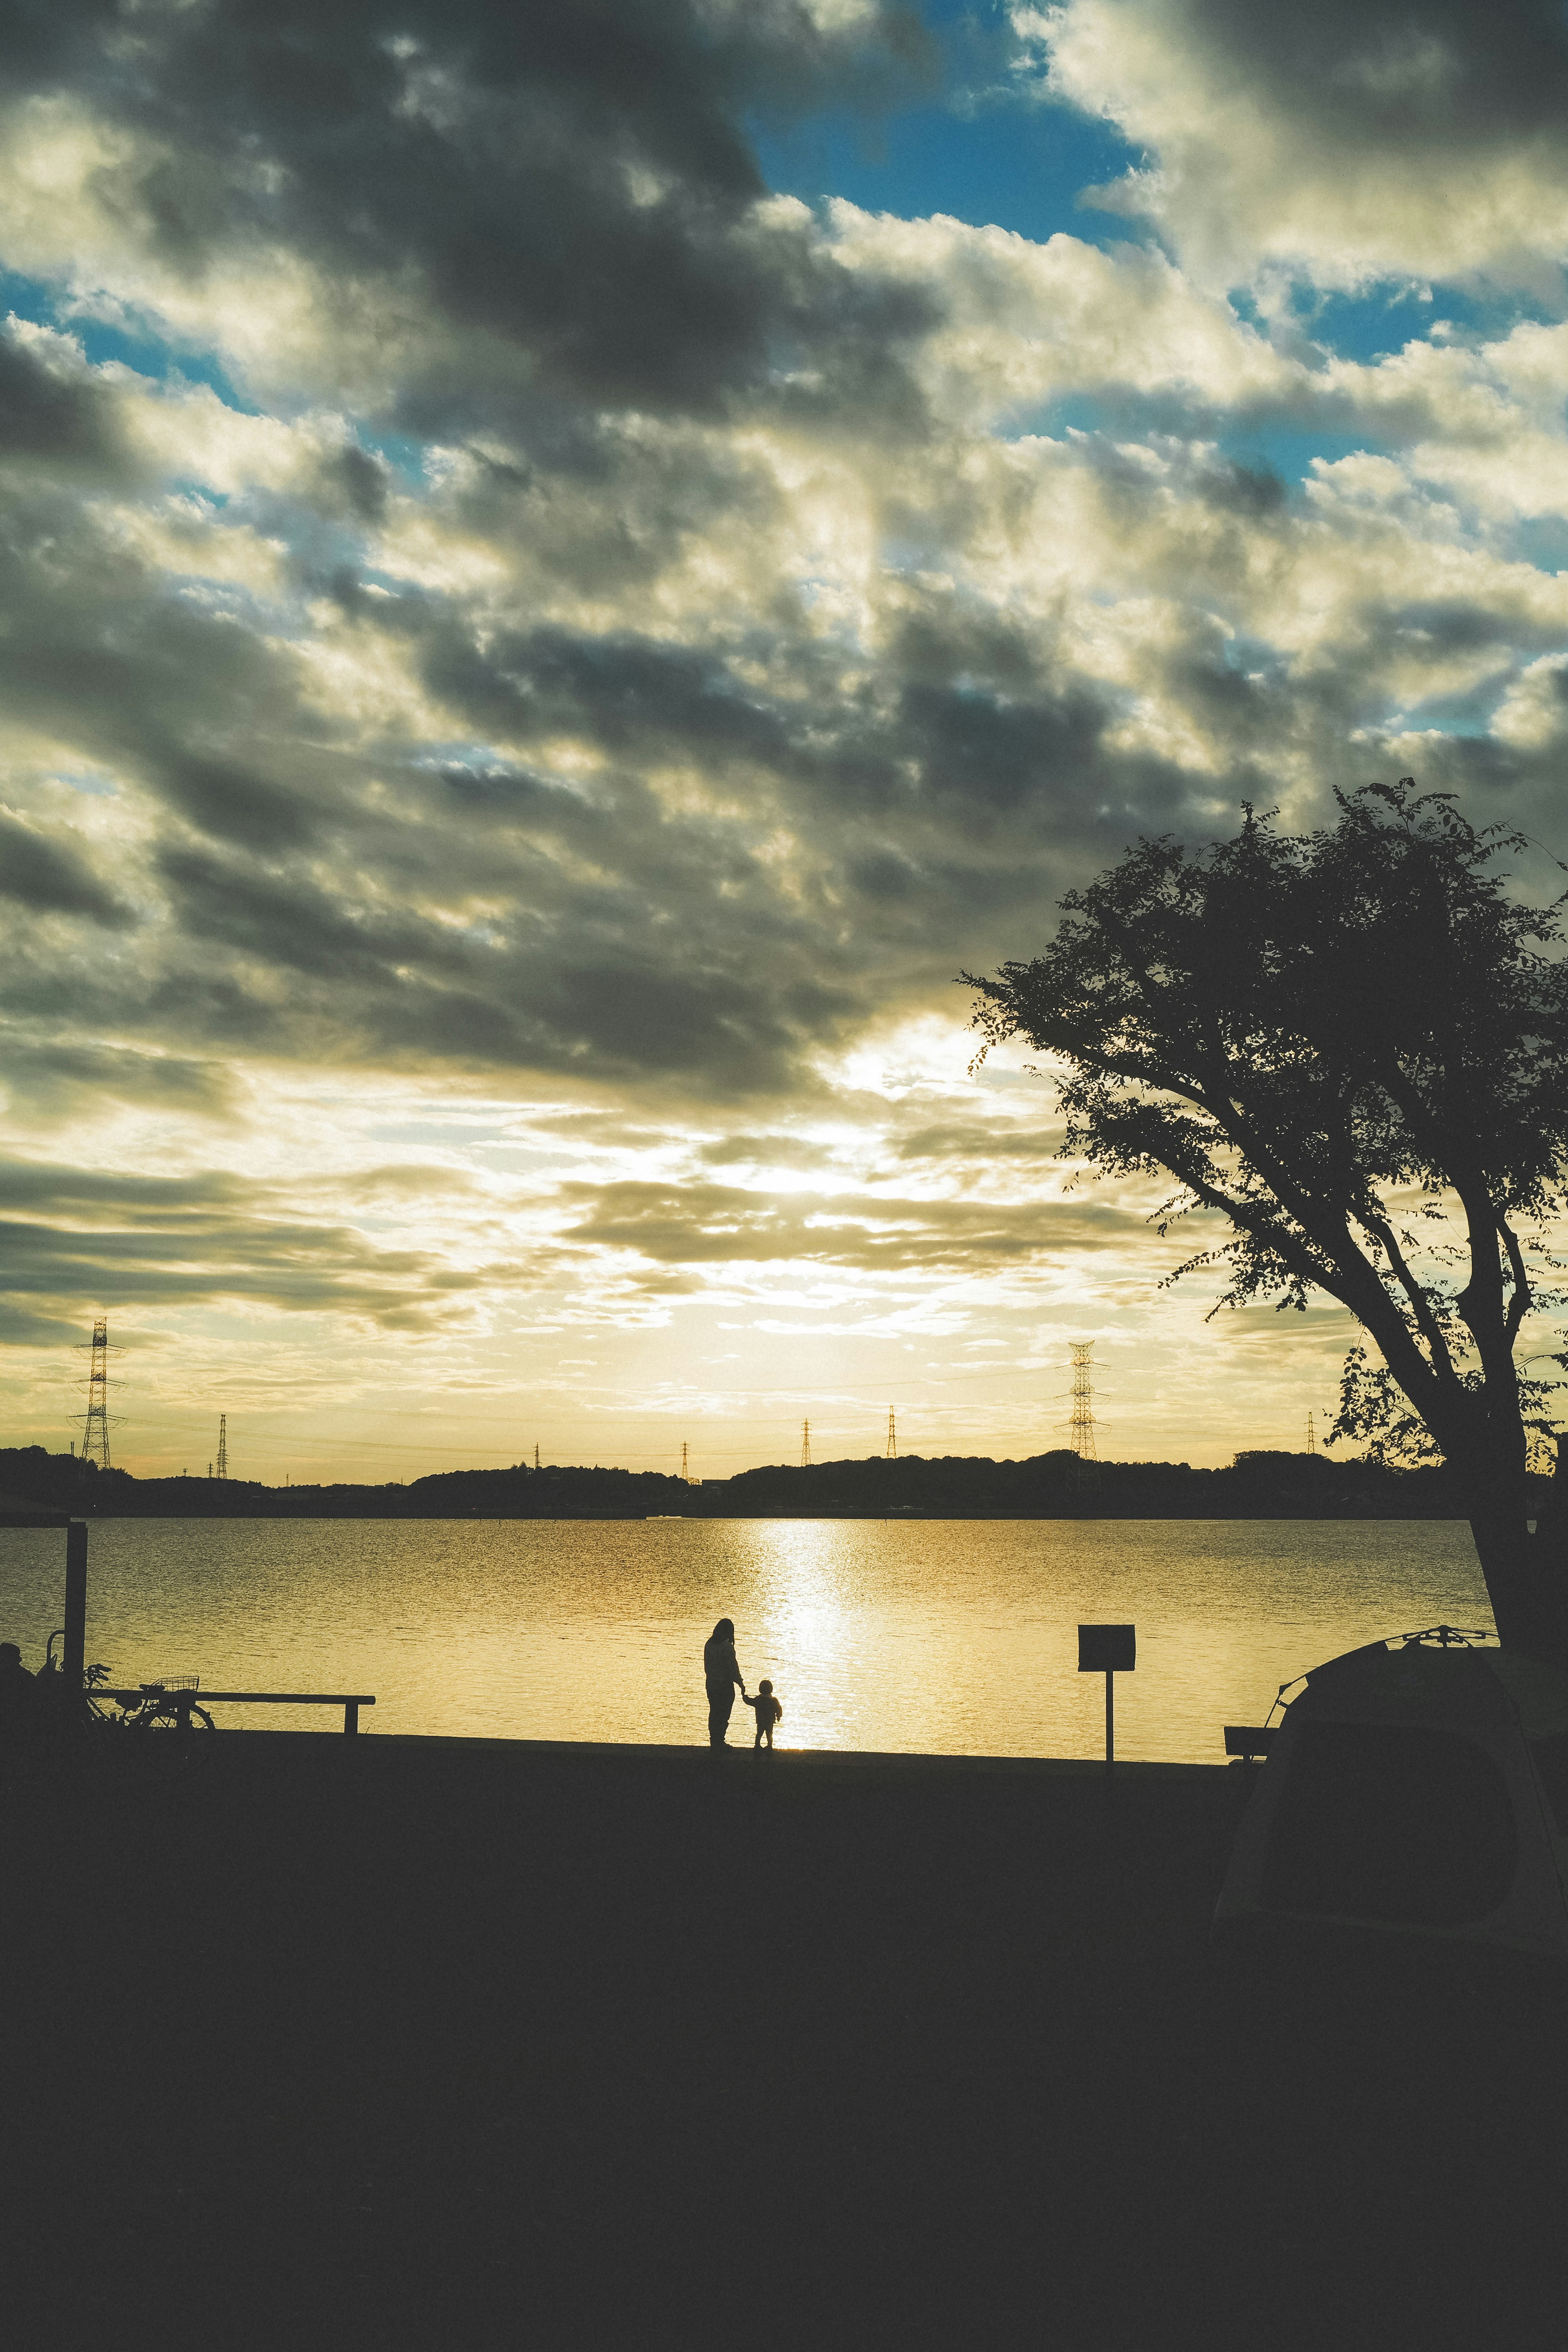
[0,1516,1493,1761]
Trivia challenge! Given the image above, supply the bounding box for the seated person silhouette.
[744,1680,783,1750]
[0,1641,35,1770]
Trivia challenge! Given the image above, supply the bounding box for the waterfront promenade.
[2,1737,1563,2346]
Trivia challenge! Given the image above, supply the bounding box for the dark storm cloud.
[0,811,130,925]
[419,619,806,775]
[0,330,128,475]
[1158,0,1568,155]
[2,0,1564,1138]
[0,485,354,854]
[561,1175,1148,1270]
[894,1124,1065,1163]
[0,486,1271,1098]
[0,1037,235,1117]
[0,1155,485,1327]
[414,598,1190,850]
[4,0,934,422]
[142,797,864,1092]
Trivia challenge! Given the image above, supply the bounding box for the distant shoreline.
[4,1440,1535,1523]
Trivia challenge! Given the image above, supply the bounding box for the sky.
[5,0,1568,1482]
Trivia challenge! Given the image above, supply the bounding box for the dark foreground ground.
[3,1735,1566,2350]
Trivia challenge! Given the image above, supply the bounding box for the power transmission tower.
[216,1413,228,1480]
[81,1317,111,1468]
[801,1418,812,1468]
[534,1443,540,1471]
[1305,1411,1316,1457]
[1069,1342,1098,1462]
[885,1408,898,1460]
[680,1441,690,1483]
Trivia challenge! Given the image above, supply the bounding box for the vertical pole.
[1105,1669,1114,1771]
[63,1520,87,1688]
[344,1700,360,1736]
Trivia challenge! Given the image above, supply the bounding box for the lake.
[0,1516,1494,1761]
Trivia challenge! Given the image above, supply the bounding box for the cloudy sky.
[4,0,1568,1480]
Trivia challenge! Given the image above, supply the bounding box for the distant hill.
[0,1442,1526,1520]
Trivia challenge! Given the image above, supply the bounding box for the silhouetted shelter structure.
[0,1487,87,1684]
[1216,1632,1568,1960]
[0,1485,72,1528]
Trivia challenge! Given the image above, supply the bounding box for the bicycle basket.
[155,1676,201,1690]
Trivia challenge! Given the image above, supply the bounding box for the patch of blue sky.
[751,0,1143,251]
[1020,392,1099,440]
[161,477,232,511]
[1380,676,1515,738]
[754,99,1140,251]
[359,431,430,488]
[1217,423,1391,485]
[1512,516,1568,574]
[0,267,256,410]
[1234,281,1563,370]
[1220,632,1290,683]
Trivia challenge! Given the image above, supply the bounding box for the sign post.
[1078,1623,1135,1770]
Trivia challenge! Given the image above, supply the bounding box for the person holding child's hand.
[703,1617,747,1749]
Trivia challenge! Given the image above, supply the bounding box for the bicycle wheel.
[131,1703,216,1778]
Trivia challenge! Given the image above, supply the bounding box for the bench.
[1223,1725,1274,1761]
[94,1690,376,1734]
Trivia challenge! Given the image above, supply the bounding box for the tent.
[1214,1630,1568,1960]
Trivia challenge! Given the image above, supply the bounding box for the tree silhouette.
[968,780,1568,1655]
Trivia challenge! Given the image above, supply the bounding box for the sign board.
[1078,1623,1136,1674]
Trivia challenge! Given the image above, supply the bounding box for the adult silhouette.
[703,1618,747,1748]
[0,1641,34,1781]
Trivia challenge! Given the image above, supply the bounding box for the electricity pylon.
[1069,1342,1098,1461]
[885,1408,898,1460]
[81,1317,111,1468]
[800,1418,812,1467]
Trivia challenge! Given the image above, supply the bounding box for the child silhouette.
[744,1679,783,1750]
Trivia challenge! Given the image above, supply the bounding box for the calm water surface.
[0,1517,1493,1761]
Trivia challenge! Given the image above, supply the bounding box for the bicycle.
[82,1662,217,1777]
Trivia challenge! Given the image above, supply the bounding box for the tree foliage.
[967,781,1568,1644]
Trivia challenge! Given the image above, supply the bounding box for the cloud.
[0,807,129,925]
[0,1037,235,1118]
[2,0,1568,1479]
[1022,0,1568,294]
[0,319,129,475]
[0,1155,488,1329]
[0,1,934,425]
[561,1174,1151,1270]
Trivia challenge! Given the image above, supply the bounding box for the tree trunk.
[1467,1451,1568,1661]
